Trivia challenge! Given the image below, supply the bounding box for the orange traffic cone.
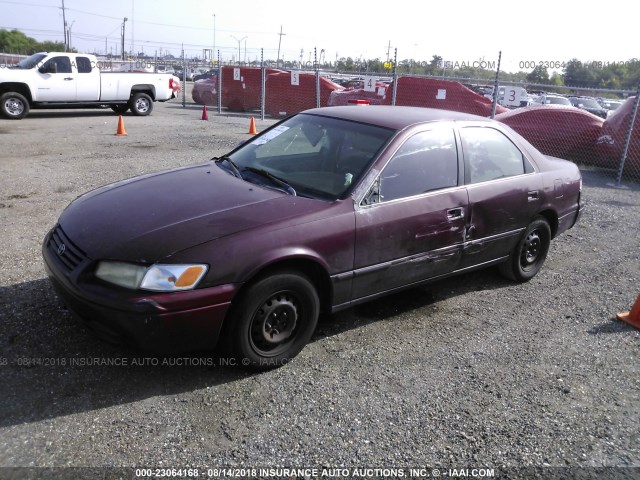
[115,115,127,136]
[248,116,257,135]
[201,105,208,121]
[617,294,640,330]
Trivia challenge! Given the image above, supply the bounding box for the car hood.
[59,162,329,263]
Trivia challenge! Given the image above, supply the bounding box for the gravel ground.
[1,90,639,480]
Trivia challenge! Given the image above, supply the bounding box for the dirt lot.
[1,91,639,479]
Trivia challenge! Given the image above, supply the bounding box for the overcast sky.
[1,0,637,72]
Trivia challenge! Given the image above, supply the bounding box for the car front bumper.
[42,228,238,353]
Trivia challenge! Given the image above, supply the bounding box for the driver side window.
[42,56,72,74]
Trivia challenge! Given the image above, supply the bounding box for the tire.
[110,104,129,114]
[129,92,153,116]
[1,92,30,120]
[499,216,551,282]
[230,272,320,369]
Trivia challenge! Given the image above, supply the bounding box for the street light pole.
[212,13,216,64]
[230,35,247,64]
[121,17,128,61]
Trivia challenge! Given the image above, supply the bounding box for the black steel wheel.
[129,93,153,116]
[231,272,319,369]
[499,216,551,282]
[1,92,30,120]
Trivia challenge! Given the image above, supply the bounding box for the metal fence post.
[490,50,502,119]
[260,48,266,121]
[217,50,222,115]
[315,48,321,109]
[616,81,640,185]
[391,48,398,106]
[181,47,186,108]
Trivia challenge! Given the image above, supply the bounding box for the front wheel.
[230,272,320,369]
[129,93,153,116]
[499,216,551,282]
[1,92,30,120]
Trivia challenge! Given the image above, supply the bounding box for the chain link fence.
[2,49,639,182]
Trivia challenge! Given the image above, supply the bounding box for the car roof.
[301,106,490,130]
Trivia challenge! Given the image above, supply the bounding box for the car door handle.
[64,77,74,81]
[446,207,464,219]
[528,190,539,201]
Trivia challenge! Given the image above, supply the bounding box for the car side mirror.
[362,177,381,206]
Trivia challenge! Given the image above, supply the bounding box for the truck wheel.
[1,92,30,120]
[129,93,153,116]
[111,104,129,114]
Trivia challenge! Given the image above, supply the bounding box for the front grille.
[47,225,86,273]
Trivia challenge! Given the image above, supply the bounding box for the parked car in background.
[173,67,194,81]
[598,98,624,117]
[597,96,640,171]
[496,105,604,164]
[533,93,573,106]
[568,96,608,119]
[193,68,218,82]
[43,106,583,368]
[155,65,175,75]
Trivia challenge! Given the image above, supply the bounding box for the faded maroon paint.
[43,106,583,353]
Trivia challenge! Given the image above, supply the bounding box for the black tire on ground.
[230,271,320,369]
[129,93,153,116]
[110,104,129,114]
[499,216,551,282]
[1,92,30,120]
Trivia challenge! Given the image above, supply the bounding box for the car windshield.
[12,52,47,69]
[222,113,395,200]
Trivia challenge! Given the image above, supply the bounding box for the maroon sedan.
[43,106,583,368]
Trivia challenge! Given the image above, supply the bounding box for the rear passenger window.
[76,57,92,73]
[460,127,525,184]
[380,129,458,202]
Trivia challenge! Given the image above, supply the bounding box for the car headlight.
[95,262,208,292]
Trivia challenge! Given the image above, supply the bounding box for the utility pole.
[61,0,68,51]
[276,25,286,68]
[121,17,128,61]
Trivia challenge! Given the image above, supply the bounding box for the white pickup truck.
[0,52,181,119]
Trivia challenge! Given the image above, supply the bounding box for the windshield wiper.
[243,167,297,196]
[214,156,243,179]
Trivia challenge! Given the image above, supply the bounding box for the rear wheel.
[129,93,153,116]
[499,216,551,282]
[1,92,30,120]
[230,271,320,369]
